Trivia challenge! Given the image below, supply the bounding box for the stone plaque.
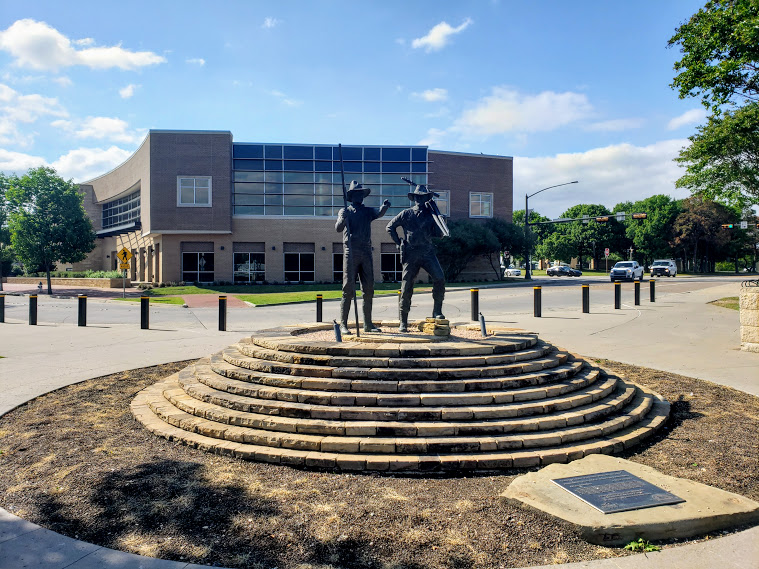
[552,470,685,514]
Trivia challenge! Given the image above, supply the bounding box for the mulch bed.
[0,359,756,569]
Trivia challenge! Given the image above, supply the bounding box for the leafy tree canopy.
[675,101,759,206]
[669,0,759,111]
[6,167,96,293]
[620,195,682,264]
[671,195,737,270]
[539,204,624,266]
[434,219,499,282]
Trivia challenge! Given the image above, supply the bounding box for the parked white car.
[610,261,644,282]
[649,259,677,277]
[503,265,521,277]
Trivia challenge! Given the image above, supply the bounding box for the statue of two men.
[336,180,446,335]
[335,181,390,335]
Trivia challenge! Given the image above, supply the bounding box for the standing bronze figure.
[335,180,390,334]
[386,183,448,332]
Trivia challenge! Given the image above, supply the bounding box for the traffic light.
[595,216,610,223]
[721,224,734,229]
[631,213,647,219]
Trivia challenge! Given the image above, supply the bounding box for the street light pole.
[524,181,578,280]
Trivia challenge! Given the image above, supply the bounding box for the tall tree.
[539,204,625,269]
[668,0,759,111]
[619,195,682,267]
[513,208,554,269]
[674,102,759,207]
[434,220,500,282]
[0,174,13,291]
[484,218,526,279]
[6,167,96,294]
[671,196,735,271]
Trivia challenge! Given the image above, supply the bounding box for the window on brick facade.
[469,192,493,218]
[435,190,450,216]
[178,176,212,206]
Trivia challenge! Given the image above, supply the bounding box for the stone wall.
[740,286,759,353]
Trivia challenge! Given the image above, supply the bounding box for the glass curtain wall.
[232,144,428,217]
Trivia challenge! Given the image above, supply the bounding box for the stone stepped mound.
[131,324,670,472]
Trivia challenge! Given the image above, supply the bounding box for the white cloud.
[52,115,146,144]
[0,19,166,71]
[269,89,302,107]
[185,58,205,66]
[418,128,447,147]
[0,83,68,146]
[667,108,707,130]
[262,17,281,29]
[411,88,448,102]
[0,148,47,174]
[412,18,472,52]
[119,83,139,98]
[514,139,691,218]
[585,118,645,132]
[452,88,593,136]
[52,76,72,87]
[52,146,133,182]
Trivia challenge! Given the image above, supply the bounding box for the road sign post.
[118,248,132,299]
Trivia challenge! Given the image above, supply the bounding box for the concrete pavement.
[0,276,757,568]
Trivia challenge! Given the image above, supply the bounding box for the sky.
[0,0,711,218]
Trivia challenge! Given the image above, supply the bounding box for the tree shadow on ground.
[35,458,286,566]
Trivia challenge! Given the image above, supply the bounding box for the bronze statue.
[386,183,448,332]
[335,180,390,334]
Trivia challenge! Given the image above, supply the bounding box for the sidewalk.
[0,279,757,568]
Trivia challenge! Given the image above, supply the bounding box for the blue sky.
[0,0,709,217]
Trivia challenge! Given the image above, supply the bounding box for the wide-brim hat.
[408,185,438,200]
[347,180,371,198]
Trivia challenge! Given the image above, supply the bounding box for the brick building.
[77,130,513,284]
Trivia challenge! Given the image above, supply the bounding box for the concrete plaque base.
[501,454,759,546]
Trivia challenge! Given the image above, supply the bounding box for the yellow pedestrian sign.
[117,248,133,264]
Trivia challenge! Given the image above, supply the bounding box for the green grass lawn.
[708,297,740,311]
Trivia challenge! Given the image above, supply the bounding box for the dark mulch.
[0,360,756,569]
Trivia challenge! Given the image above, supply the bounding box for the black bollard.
[614,282,621,309]
[332,319,342,342]
[140,296,149,329]
[470,289,479,322]
[0,293,4,323]
[78,295,87,327]
[634,281,640,306]
[582,284,589,314]
[533,286,542,317]
[316,294,323,322]
[650,279,656,303]
[218,296,227,331]
[478,312,487,337]
[29,294,37,325]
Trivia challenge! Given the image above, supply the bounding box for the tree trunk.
[46,268,52,295]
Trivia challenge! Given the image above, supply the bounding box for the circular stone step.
[131,323,670,472]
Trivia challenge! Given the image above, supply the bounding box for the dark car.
[546,265,581,277]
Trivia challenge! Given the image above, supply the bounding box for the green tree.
[674,102,759,207]
[434,220,499,282]
[619,195,682,267]
[0,174,13,291]
[483,218,526,279]
[539,204,625,269]
[513,208,553,270]
[6,167,96,294]
[668,0,759,111]
[671,196,735,271]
